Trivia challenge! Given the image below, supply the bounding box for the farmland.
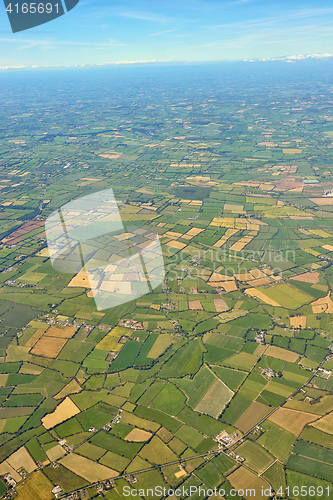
[0,64,332,499]
[237,440,274,474]
[15,471,53,500]
[268,408,318,436]
[60,454,118,482]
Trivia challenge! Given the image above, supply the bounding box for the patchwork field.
[227,467,271,500]
[310,410,333,434]
[235,402,272,433]
[30,336,67,358]
[195,379,234,418]
[237,440,275,474]
[60,454,118,482]
[268,408,318,436]
[1,64,333,499]
[7,446,37,473]
[249,283,314,309]
[265,346,299,363]
[125,429,152,442]
[42,397,80,429]
[16,471,53,500]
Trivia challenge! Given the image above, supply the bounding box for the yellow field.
[166,240,187,250]
[42,397,80,429]
[251,269,266,279]
[268,408,318,436]
[209,272,234,282]
[311,293,333,314]
[290,316,306,328]
[23,328,46,349]
[290,271,319,284]
[235,402,271,433]
[46,444,66,461]
[54,379,82,400]
[235,272,251,281]
[265,346,299,362]
[31,336,67,358]
[96,326,132,352]
[309,229,332,238]
[282,148,302,154]
[311,411,333,435]
[214,298,228,312]
[121,411,160,432]
[309,198,333,205]
[0,461,21,482]
[227,467,270,499]
[322,244,333,252]
[99,153,122,159]
[147,334,172,358]
[188,300,203,310]
[245,288,281,306]
[246,278,270,287]
[209,280,237,292]
[60,454,118,482]
[174,469,187,478]
[229,235,253,252]
[164,231,183,239]
[0,374,8,386]
[7,446,36,473]
[213,229,239,247]
[182,227,204,240]
[68,270,92,288]
[44,325,77,338]
[16,471,53,500]
[125,429,152,442]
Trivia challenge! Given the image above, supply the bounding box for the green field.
[299,427,333,450]
[175,425,204,448]
[222,352,258,371]
[286,470,332,500]
[263,461,286,493]
[151,383,186,416]
[160,339,204,378]
[195,462,222,488]
[287,454,333,482]
[176,366,216,407]
[211,365,247,391]
[256,283,314,309]
[258,420,297,461]
[236,440,275,473]
[292,440,333,464]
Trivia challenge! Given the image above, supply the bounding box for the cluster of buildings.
[317,367,332,380]
[119,319,143,329]
[255,331,264,343]
[214,430,239,447]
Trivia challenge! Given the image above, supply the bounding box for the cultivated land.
[0,64,332,498]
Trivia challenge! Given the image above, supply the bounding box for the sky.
[2,0,333,68]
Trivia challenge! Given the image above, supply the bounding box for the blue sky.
[1,0,333,68]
